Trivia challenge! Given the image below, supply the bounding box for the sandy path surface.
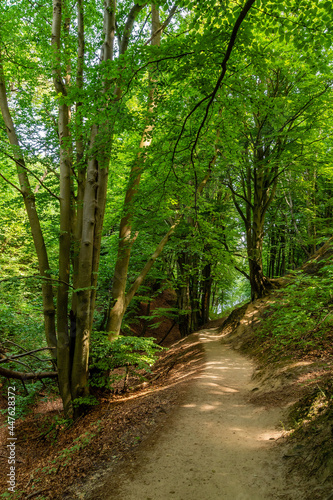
[110,330,301,500]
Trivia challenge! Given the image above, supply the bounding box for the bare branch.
[0,346,56,364]
[0,365,57,380]
[0,148,60,200]
[195,1,256,154]
[0,274,74,288]
[235,266,250,281]
[144,4,178,46]
[173,0,256,160]
[0,171,23,194]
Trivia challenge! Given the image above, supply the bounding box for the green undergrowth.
[89,333,165,394]
[242,256,333,487]
[253,261,333,363]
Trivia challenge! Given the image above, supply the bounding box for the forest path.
[106,329,302,500]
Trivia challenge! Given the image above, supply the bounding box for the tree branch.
[0,171,23,194]
[120,3,148,55]
[0,366,57,380]
[0,274,74,288]
[235,266,250,281]
[0,148,60,200]
[0,347,56,364]
[174,0,256,160]
[144,4,178,46]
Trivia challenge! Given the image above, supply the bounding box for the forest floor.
[1,290,333,498]
[77,320,333,500]
[86,328,302,500]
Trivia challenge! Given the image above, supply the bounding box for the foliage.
[89,333,164,390]
[138,306,180,329]
[254,260,333,360]
[0,0,333,414]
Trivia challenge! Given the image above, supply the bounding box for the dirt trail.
[101,330,303,500]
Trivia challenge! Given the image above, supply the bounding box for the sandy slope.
[104,329,303,500]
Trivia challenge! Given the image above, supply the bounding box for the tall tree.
[220,46,331,299]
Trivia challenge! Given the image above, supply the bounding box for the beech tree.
[0,0,181,416]
[217,34,331,299]
[1,0,244,415]
[1,0,332,417]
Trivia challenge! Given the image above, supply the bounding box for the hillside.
[1,240,333,499]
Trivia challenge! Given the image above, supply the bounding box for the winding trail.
[110,330,302,500]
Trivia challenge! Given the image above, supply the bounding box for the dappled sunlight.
[258,429,284,442]
[176,397,283,450]
[109,329,286,498]
[100,329,300,500]
[197,380,222,386]
[199,383,239,394]
[209,388,239,395]
[167,331,285,457]
[200,335,225,343]
[200,403,222,411]
[205,364,249,371]
[32,398,63,415]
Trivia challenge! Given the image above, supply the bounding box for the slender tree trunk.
[108,219,181,340]
[189,255,200,332]
[176,252,190,338]
[71,0,86,315]
[56,102,72,416]
[70,0,117,412]
[71,140,99,404]
[279,229,286,276]
[247,168,272,300]
[51,0,73,416]
[0,49,57,359]
[106,4,161,337]
[201,263,212,325]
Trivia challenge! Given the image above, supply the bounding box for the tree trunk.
[201,263,212,325]
[71,147,99,405]
[176,252,190,338]
[70,0,116,414]
[0,49,57,360]
[106,4,161,338]
[107,219,180,339]
[189,255,201,332]
[247,186,272,301]
[56,101,72,417]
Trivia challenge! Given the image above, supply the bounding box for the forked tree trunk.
[108,220,180,340]
[247,173,273,301]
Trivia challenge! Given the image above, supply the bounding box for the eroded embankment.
[84,329,308,500]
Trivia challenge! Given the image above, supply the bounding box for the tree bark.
[71,137,99,403]
[106,4,161,338]
[107,219,181,339]
[70,0,116,407]
[176,252,190,338]
[0,367,58,381]
[51,0,73,417]
[201,263,212,325]
[0,48,57,361]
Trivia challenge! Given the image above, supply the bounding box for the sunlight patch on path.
[107,329,302,500]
